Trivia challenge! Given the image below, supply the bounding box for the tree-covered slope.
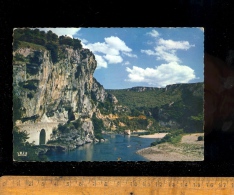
[107,86,181,109]
[107,83,204,133]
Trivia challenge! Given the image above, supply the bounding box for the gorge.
[13,28,203,161]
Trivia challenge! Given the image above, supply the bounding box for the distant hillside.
[106,86,180,109]
[107,83,203,109]
[107,83,204,133]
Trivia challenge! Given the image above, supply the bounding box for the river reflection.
[76,143,94,161]
[47,134,158,161]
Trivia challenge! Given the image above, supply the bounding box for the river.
[46,134,159,161]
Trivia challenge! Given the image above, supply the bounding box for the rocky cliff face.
[152,83,204,131]
[13,46,114,138]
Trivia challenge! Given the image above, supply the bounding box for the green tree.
[46,30,53,41]
[57,123,69,134]
[40,30,46,39]
[13,89,22,122]
[92,113,104,139]
[34,37,46,46]
[59,35,65,44]
[46,42,58,63]
[73,38,82,50]
[59,36,73,46]
[13,126,29,146]
[33,28,40,36]
[72,119,82,129]
[13,40,20,51]
[51,33,58,42]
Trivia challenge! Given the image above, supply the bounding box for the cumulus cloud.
[141,48,180,63]
[85,36,132,56]
[141,49,156,56]
[86,42,118,55]
[158,38,194,50]
[104,36,132,52]
[95,55,108,69]
[83,36,136,68]
[104,55,123,64]
[126,62,196,87]
[154,46,180,62]
[80,38,88,44]
[38,28,80,38]
[147,29,160,38]
[141,38,194,63]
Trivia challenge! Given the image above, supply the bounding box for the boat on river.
[124,130,131,135]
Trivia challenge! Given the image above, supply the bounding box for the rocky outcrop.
[13,46,118,143]
[126,86,163,92]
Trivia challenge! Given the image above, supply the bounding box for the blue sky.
[40,28,204,89]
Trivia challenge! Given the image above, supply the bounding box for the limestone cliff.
[13,45,115,144]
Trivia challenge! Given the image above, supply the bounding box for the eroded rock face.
[13,46,117,138]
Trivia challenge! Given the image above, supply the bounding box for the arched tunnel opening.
[39,129,46,145]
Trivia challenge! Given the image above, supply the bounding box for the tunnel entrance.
[39,129,46,145]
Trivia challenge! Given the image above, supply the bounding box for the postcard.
[13,27,204,161]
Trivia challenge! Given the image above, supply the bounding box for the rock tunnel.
[39,129,46,145]
[16,122,60,145]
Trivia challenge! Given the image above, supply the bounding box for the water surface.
[47,134,158,161]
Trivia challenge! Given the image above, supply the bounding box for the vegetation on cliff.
[92,113,104,139]
[13,28,82,63]
[13,30,98,127]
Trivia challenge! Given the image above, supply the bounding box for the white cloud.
[158,38,194,50]
[38,28,80,38]
[104,36,132,52]
[155,46,180,62]
[126,62,196,87]
[122,61,130,66]
[85,36,133,56]
[86,42,119,55]
[83,36,136,68]
[141,48,180,63]
[142,38,194,63]
[80,38,88,44]
[147,41,154,45]
[66,34,73,38]
[126,66,147,82]
[122,52,137,58]
[147,29,160,38]
[104,55,123,64]
[95,55,108,69]
[141,49,156,56]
